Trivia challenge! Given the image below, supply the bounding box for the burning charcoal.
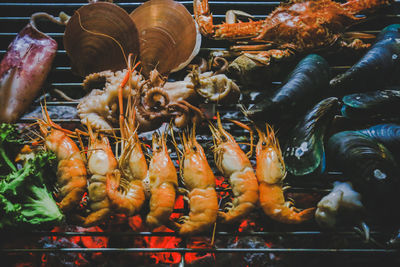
[39,236,90,267]
[216,236,275,267]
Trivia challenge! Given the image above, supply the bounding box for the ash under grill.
[1,1,400,266]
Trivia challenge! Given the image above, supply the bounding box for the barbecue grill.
[1,1,400,266]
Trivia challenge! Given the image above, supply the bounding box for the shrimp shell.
[210,115,258,223]
[41,127,87,213]
[176,127,218,235]
[79,132,117,226]
[146,132,178,229]
[256,124,315,224]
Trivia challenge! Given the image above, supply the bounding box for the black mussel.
[330,24,400,94]
[327,131,400,225]
[283,97,339,176]
[359,124,400,160]
[245,54,331,126]
[341,90,400,122]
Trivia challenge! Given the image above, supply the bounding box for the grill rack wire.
[1,0,400,266]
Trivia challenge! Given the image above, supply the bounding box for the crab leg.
[193,0,264,40]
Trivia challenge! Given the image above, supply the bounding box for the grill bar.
[2,248,398,254]
[0,230,384,237]
[1,0,400,265]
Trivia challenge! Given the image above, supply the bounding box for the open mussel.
[341,90,400,122]
[330,24,400,94]
[130,0,201,77]
[63,2,140,77]
[245,54,331,126]
[327,131,400,225]
[283,97,339,176]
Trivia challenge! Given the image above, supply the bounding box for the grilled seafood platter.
[195,0,393,84]
[2,0,400,250]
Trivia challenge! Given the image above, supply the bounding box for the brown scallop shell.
[130,0,201,77]
[63,2,140,77]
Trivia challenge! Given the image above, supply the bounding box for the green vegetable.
[0,150,64,229]
[0,123,23,175]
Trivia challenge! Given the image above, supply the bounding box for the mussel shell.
[284,97,339,176]
[330,24,400,94]
[64,2,140,77]
[341,90,400,122]
[327,131,400,224]
[246,54,331,125]
[130,0,201,77]
[359,124,400,160]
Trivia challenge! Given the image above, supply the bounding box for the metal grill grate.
[1,1,400,266]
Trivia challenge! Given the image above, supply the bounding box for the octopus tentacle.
[143,87,170,109]
[213,56,229,74]
[82,70,115,91]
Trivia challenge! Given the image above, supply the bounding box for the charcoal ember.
[218,236,276,267]
[39,236,90,267]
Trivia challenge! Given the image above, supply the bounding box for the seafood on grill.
[173,126,219,235]
[359,124,400,160]
[106,102,146,217]
[78,64,240,132]
[340,90,400,122]
[0,12,67,123]
[283,97,339,176]
[226,52,296,90]
[194,0,391,68]
[37,107,87,212]
[327,131,400,224]
[245,54,331,125]
[130,0,201,77]
[256,124,315,224]
[77,127,117,226]
[146,132,178,229]
[330,24,400,94]
[63,1,140,77]
[315,181,364,228]
[209,114,258,223]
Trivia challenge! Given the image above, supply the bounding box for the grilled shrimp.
[209,114,258,223]
[146,132,178,229]
[37,108,87,212]
[174,126,219,235]
[256,125,315,224]
[106,100,147,217]
[78,129,117,226]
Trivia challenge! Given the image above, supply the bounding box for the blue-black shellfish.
[330,24,400,94]
[246,54,331,125]
[283,97,339,176]
[341,90,400,122]
[327,131,400,224]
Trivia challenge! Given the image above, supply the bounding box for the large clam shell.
[64,2,140,77]
[130,0,201,77]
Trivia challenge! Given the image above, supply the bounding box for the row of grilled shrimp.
[37,106,314,234]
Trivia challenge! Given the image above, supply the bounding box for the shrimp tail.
[259,182,315,224]
[106,170,145,216]
[218,168,259,223]
[146,182,176,229]
[58,187,86,212]
[74,208,111,227]
[179,188,218,235]
[56,156,87,212]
